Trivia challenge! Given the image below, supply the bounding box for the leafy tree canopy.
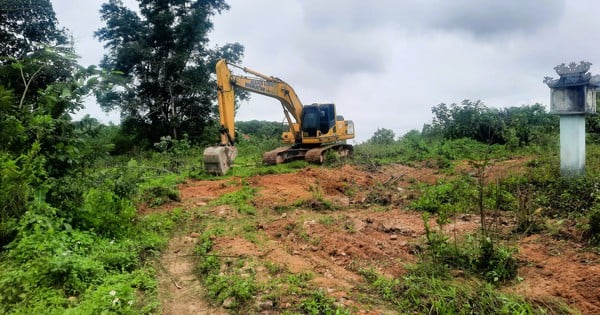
[424,100,557,146]
[236,120,286,140]
[0,0,68,60]
[95,0,244,146]
[369,128,396,145]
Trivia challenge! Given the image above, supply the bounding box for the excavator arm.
[205,59,306,175]
[215,59,304,144]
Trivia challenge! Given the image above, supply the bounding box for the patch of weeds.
[318,215,335,226]
[298,290,350,315]
[477,237,518,283]
[297,198,336,211]
[264,262,287,275]
[585,205,600,244]
[364,179,401,206]
[77,187,136,237]
[273,204,293,213]
[285,271,314,288]
[210,184,257,215]
[140,185,180,207]
[204,272,256,310]
[293,184,337,211]
[64,268,159,315]
[241,221,261,244]
[195,229,256,311]
[342,217,356,233]
[282,222,310,242]
[340,181,358,198]
[411,178,476,214]
[536,174,600,216]
[422,213,518,284]
[359,266,539,314]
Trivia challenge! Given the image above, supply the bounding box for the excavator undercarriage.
[262,143,354,165]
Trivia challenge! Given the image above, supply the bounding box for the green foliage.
[0,143,45,246]
[195,228,256,310]
[411,178,476,215]
[586,205,600,244]
[354,132,508,168]
[210,184,257,215]
[0,0,68,59]
[204,273,257,308]
[535,174,600,215]
[295,184,336,211]
[360,267,537,314]
[421,215,518,284]
[299,290,350,315]
[425,100,557,148]
[95,0,244,145]
[63,268,158,315]
[236,120,286,139]
[427,100,507,144]
[368,127,396,145]
[0,202,178,314]
[77,188,136,237]
[500,104,558,147]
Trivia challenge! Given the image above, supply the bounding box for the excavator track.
[263,146,309,165]
[305,143,353,164]
[263,144,353,165]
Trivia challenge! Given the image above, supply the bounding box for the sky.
[52,0,600,143]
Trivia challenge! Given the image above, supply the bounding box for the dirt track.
[156,161,600,314]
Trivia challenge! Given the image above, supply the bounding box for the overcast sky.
[52,0,599,143]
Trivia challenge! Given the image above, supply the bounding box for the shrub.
[586,206,600,244]
[411,178,476,214]
[76,188,136,237]
[299,290,350,315]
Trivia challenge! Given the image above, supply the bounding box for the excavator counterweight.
[203,59,355,175]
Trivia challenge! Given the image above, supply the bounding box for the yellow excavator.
[203,59,355,175]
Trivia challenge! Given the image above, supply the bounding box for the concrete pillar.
[560,115,586,176]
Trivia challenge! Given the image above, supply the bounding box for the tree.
[95,0,244,145]
[428,100,506,144]
[369,128,396,145]
[0,0,68,60]
[0,0,104,244]
[500,104,557,146]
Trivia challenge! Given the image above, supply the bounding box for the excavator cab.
[301,103,336,138]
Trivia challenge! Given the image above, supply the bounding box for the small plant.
[299,290,350,315]
[421,214,518,284]
[296,184,337,211]
[410,178,476,214]
[210,184,257,215]
[318,215,335,225]
[141,185,181,207]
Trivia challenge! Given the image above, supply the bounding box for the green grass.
[209,183,258,215]
[359,266,544,314]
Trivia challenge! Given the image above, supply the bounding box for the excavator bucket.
[203,146,238,175]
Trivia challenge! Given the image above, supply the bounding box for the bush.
[76,188,136,237]
[411,178,476,215]
[586,206,600,244]
[422,216,518,284]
